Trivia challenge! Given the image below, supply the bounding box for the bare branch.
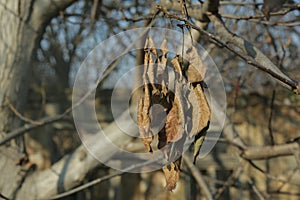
[221,115,247,150]
[220,1,262,6]
[156,5,300,94]
[159,0,219,23]
[268,91,276,145]
[208,14,299,94]
[48,155,164,200]
[183,156,213,200]
[213,162,243,199]
[0,193,10,200]
[242,142,300,160]
[244,158,300,188]
[34,0,79,20]
[248,178,267,200]
[90,0,100,22]
[15,110,135,199]
[221,4,300,21]
[0,113,71,146]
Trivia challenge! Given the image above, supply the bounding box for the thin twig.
[47,171,122,200]
[0,193,11,200]
[221,4,300,21]
[278,40,286,68]
[183,156,213,200]
[244,19,300,27]
[90,0,99,22]
[5,97,43,125]
[268,90,276,145]
[248,178,267,200]
[269,190,300,197]
[275,167,299,193]
[220,1,262,6]
[244,158,300,188]
[265,28,281,64]
[214,163,243,200]
[0,113,71,146]
[233,76,241,111]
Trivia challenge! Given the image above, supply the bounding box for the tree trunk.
[0,0,35,134]
[0,0,77,198]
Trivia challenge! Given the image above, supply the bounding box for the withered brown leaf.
[137,37,156,152]
[165,98,184,143]
[184,45,211,163]
[162,160,181,191]
[191,84,210,163]
[137,38,212,190]
[192,84,210,136]
[147,36,158,58]
[186,46,207,83]
[171,56,183,79]
[137,87,153,152]
[158,39,169,95]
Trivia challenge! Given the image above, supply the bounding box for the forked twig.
[5,97,43,125]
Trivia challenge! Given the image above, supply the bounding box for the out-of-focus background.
[0,0,300,199]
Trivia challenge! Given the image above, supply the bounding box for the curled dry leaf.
[147,36,158,58]
[184,45,211,163]
[171,56,183,79]
[137,38,211,190]
[160,39,168,57]
[160,103,180,153]
[137,38,155,152]
[158,39,169,95]
[186,46,207,83]
[189,84,211,137]
[162,161,181,191]
[193,123,209,164]
[191,83,210,163]
[148,54,158,93]
[165,98,184,143]
[195,84,210,132]
[137,86,153,152]
[147,39,159,93]
[158,94,184,160]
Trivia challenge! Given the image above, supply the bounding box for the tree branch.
[15,110,135,199]
[183,156,213,200]
[242,142,300,160]
[48,155,164,200]
[35,0,79,18]
[0,113,71,146]
[156,4,300,94]
[208,14,299,94]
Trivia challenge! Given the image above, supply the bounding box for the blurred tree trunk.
[0,0,77,134]
[0,1,77,198]
[0,1,36,135]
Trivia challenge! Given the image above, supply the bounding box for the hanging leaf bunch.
[137,36,211,190]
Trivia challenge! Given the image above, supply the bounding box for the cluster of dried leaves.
[137,36,211,190]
